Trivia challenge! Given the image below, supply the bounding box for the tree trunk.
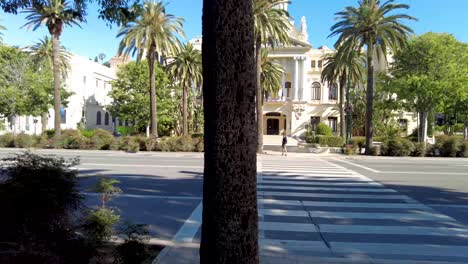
[419,111,428,143]
[201,0,258,263]
[365,41,375,155]
[41,112,48,134]
[464,117,467,140]
[339,75,346,138]
[147,48,158,138]
[52,34,62,137]
[183,84,188,136]
[255,39,263,153]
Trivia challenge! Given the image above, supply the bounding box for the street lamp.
[345,74,352,144]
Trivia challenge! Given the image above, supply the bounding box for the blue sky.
[1,0,467,59]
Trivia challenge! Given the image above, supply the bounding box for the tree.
[201,0,258,263]
[254,0,290,153]
[321,49,365,137]
[107,60,176,136]
[260,49,284,100]
[117,0,184,138]
[391,33,468,142]
[29,36,71,131]
[0,19,6,42]
[330,0,415,154]
[22,0,84,137]
[167,43,202,136]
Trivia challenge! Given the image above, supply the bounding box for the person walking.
[281,134,287,156]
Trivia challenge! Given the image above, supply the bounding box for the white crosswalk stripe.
[257,156,468,263]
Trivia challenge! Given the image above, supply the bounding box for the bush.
[92,129,114,150]
[81,129,96,138]
[460,141,468,158]
[315,123,332,136]
[0,152,91,264]
[0,132,15,147]
[192,137,204,152]
[441,137,463,157]
[381,137,415,156]
[370,145,381,156]
[43,129,56,139]
[315,136,344,147]
[349,137,366,149]
[82,208,120,246]
[412,143,426,157]
[14,133,34,148]
[133,135,149,151]
[159,136,179,152]
[114,223,151,264]
[145,137,160,151]
[58,129,83,149]
[343,145,357,155]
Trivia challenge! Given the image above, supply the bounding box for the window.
[60,108,66,124]
[112,116,116,124]
[328,117,338,133]
[285,82,292,97]
[311,60,316,68]
[399,118,408,132]
[310,116,320,131]
[25,116,30,131]
[119,119,123,126]
[104,112,110,125]
[96,111,102,125]
[329,84,338,100]
[318,60,322,68]
[311,82,321,100]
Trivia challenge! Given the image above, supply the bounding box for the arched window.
[311,82,321,100]
[104,112,110,125]
[329,84,338,100]
[96,111,102,125]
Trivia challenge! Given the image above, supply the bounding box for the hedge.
[381,137,415,156]
[314,136,344,147]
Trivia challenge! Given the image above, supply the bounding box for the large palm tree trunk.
[339,75,346,138]
[365,42,375,155]
[52,34,62,137]
[256,39,263,153]
[200,0,258,262]
[148,49,158,138]
[183,84,188,136]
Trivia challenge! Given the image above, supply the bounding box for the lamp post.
[345,74,351,144]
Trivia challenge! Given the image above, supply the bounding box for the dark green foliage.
[412,143,426,157]
[58,129,83,149]
[315,123,332,136]
[158,136,203,152]
[440,136,463,157]
[0,152,91,264]
[81,129,96,138]
[82,208,120,247]
[314,136,344,147]
[349,137,366,149]
[381,138,415,156]
[0,132,15,147]
[43,129,56,138]
[90,176,122,207]
[145,137,160,151]
[114,222,152,264]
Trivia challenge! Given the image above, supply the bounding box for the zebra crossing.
[257,157,468,264]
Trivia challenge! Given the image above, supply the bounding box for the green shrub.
[349,137,366,149]
[343,145,357,155]
[81,129,96,138]
[381,137,415,156]
[412,143,426,157]
[82,208,120,246]
[132,136,149,151]
[145,137,160,151]
[315,123,332,136]
[441,137,463,157]
[118,136,140,152]
[460,141,468,158]
[0,133,15,147]
[92,129,114,150]
[43,129,56,139]
[58,130,83,149]
[192,137,204,152]
[14,133,34,148]
[159,136,179,152]
[315,136,344,147]
[175,136,195,152]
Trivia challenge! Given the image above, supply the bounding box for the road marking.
[309,211,454,221]
[258,185,396,193]
[319,225,468,237]
[330,158,380,173]
[260,239,331,253]
[260,222,318,232]
[260,209,309,217]
[380,171,468,175]
[259,191,407,200]
[172,202,203,243]
[301,201,430,209]
[331,242,468,258]
[429,204,468,209]
[261,180,382,187]
[80,163,203,169]
[83,192,202,200]
[261,175,368,181]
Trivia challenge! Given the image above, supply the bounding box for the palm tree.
[167,43,202,136]
[201,0,258,262]
[321,48,365,137]
[118,0,184,138]
[260,49,284,101]
[0,20,6,43]
[29,36,71,132]
[22,0,84,137]
[330,0,415,154]
[254,0,290,153]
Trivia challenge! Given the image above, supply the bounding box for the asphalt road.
[1,148,467,245]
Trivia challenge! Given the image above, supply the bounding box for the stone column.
[281,71,286,100]
[301,56,307,101]
[294,57,299,101]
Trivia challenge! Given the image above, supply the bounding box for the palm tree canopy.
[254,0,291,47]
[28,36,71,77]
[22,0,84,36]
[261,49,284,97]
[167,42,202,89]
[117,0,185,61]
[329,0,416,62]
[321,48,365,87]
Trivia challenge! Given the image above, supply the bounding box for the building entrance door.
[267,119,280,135]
